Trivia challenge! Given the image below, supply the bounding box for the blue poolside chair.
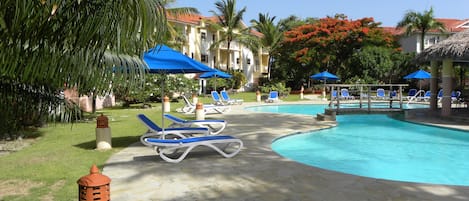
[137,114,210,146]
[164,114,227,135]
[406,89,417,100]
[418,91,431,102]
[375,88,386,100]
[143,135,243,163]
[437,89,443,102]
[452,91,461,102]
[220,90,243,105]
[340,88,355,100]
[331,90,338,100]
[211,91,224,105]
[265,91,280,103]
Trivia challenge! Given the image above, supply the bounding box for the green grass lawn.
[0,92,304,200]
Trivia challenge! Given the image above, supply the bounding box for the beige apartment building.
[168,14,269,91]
[384,18,469,53]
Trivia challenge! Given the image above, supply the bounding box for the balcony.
[219,42,239,51]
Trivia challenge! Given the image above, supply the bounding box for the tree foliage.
[114,74,199,107]
[250,13,283,80]
[396,7,446,52]
[274,14,411,87]
[209,0,257,70]
[0,1,168,138]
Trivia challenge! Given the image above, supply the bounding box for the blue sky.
[174,0,469,27]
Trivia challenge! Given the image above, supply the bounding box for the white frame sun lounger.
[137,114,210,146]
[220,90,243,105]
[180,95,230,114]
[143,135,243,163]
[164,114,227,135]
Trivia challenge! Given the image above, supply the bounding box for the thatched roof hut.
[415,29,469,63]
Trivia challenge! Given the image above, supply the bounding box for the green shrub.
[259,82,291,97]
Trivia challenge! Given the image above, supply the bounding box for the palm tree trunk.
[420,30,426,52]
[226,41,231,71]
[267,54,272,81]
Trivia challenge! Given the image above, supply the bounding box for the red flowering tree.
[279,14,399,82]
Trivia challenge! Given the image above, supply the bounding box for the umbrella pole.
[161,75,165,136]
[322,78,327,101]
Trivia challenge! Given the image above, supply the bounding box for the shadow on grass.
[74,136,140,150]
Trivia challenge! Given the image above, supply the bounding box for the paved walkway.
[103,98,469,201]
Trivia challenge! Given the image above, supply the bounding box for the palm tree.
[397,7,446,52]
[0,0,168,136]
[251,13,284,80]
[209,0,254,71]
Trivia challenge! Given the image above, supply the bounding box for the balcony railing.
[219,42,239,51]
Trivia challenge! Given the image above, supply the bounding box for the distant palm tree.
[251,13,283,80]
[209,0,255,71]
[397,7,446,52]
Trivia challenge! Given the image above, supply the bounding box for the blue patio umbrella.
[404,69,431,91]
[403,69,431,80]
[199,69,232,79]
[199,69,232,93]
[143,45,215,132]
[310,71,339,81]
[310,71,339,100]
[144,45,215,73]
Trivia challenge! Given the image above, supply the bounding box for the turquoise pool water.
[246,104,469,186]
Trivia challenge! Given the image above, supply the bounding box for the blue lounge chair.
[331,90,338,100]
[388,90,397,100]
[406,89,417,100]
[437,89,443,102]
[179,95,230,114]
[452,91,461,102]
[340,88,354,100]
[137,114,210,146]
[220,90,243,105]
[417,91,431,102]
[375,88,386,100]
[143,135,243,163]
[265,91,280,103]
[164,114,227,135]
[211,91,224,105]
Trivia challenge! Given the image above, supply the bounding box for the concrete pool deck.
[103,97,469,201]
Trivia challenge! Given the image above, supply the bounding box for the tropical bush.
[259,82,291,97]
[114,74,199,106]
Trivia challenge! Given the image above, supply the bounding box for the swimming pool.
[246,104,469,186]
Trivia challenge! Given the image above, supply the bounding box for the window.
[212,34,216,40]
[201,32,206,40]
[425,36,440,46]
[201,54,208,62]
[236,58,240,64]
[246,58,251,64]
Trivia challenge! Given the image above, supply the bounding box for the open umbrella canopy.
[310,71,339,81]
[142,44,214,133]
[143,45,215,73]
[199,69,232,79]
[404,69,431,79]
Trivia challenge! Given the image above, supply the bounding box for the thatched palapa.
[416,29,469,63]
